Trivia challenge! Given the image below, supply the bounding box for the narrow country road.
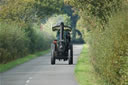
[0,45,83,85]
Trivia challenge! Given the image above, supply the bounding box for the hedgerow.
[0,23,29,63]
[65,0,128,85]
[0,22,53,64]
[88,11,128,85]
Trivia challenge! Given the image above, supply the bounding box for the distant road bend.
[0,44,83,85]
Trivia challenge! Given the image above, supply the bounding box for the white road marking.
[26,80,30,83]
[25,77,32,85]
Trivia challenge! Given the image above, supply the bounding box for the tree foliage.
[0,0,63,23]
[65,0,123,30]
[0,0,35,23]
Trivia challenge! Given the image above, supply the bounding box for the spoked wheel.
[68,44,73,65]
[51,44,56,65]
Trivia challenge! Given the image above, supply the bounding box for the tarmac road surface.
[0,44,83,85]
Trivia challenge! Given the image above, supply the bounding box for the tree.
[0,0,35,23]
[64,0,123,30]
[0,0,63,23]
[35,0,63,19]
[62,5,79,40]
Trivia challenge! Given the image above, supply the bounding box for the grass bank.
[75,45,106,85]
[0,49,50,73]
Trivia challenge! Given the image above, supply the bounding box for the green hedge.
[88,11,128,85]
[0,23,53,64]
[65,0,128,85]
[0,23,29,63]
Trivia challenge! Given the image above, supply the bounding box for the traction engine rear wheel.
[51,44,56,65]
[69,44,73,64]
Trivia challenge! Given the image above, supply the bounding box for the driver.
[56,30,70,42]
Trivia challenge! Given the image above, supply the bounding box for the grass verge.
[0,49,50,73]
[75,44,106,85]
